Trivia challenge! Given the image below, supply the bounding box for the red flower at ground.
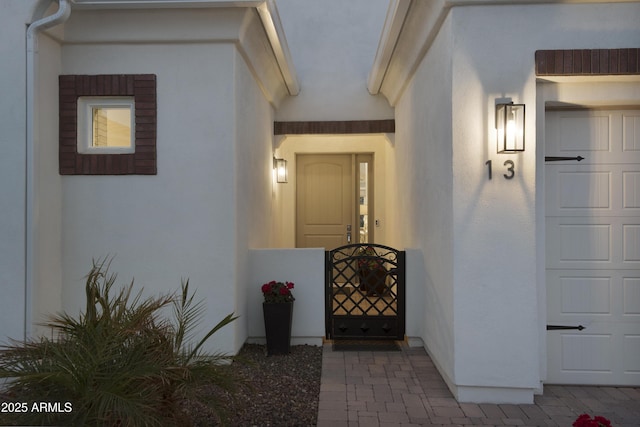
[594,416,612,427]
[573,414,612,427]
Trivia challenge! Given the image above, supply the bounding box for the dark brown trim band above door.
[274,119,394,135]
[535,49,639,76]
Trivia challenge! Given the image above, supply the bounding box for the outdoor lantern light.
[274,157,288,183]
[496,102,525,153]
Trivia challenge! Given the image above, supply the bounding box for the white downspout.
[25,0,71,340]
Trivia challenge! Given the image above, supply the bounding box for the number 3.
[503,160,515,180]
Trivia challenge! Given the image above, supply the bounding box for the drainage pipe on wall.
[25,0,71,340]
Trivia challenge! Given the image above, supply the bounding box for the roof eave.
[70,0,264,8]
[69,0,299,96]
[367,0,412,96]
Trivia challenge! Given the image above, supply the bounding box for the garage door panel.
[623,112,640,152]
[547,322,640,384]
[560,277,611,314]
[623,171,640,209]
[623,225,640,262]
[546,111,640,164]
[546,164,638,217]
[623,278,640,315]
[547,218,614,268]
[546,109,640,386]
[556,113,611,153]
[547,270,640,320]
[559,224,611,262]
[561,334,613,372]
[546,217,639,270]
[560,171,611,209]
[547,270,618,318]
[623,335,640,373]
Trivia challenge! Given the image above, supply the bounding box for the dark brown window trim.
[59,74,157,175]
[274,119,395,135]
[535,49,639,76]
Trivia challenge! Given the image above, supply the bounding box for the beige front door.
[296,154,373,249]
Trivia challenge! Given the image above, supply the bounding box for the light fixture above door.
[496,102,525,153]
[274,157,288,183]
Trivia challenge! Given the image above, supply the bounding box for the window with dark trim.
[59,74,157,175]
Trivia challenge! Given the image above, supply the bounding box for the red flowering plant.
[573,414,613,427]
[261,280,295,304]
[356,245,384,271]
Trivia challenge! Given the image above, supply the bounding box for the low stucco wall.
[247,248,325,345]
[247,247,426,348]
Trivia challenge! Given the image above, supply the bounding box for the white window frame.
[77,96,135,154]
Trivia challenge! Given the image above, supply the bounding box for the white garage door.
[546,109,640,385]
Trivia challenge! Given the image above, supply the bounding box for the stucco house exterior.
[1,0,639,404]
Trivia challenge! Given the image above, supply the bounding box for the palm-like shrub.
[0,259,237,426]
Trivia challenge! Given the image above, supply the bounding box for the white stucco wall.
[0,1,37,343]
[393,14,456,389]
[453,0,640,403]
[275,0,393,121]
[47,8,282,355]
[392,0,640,403]
[32,30,64,332]
[247,249,325,344]
[59,41,238,354]
[233,47,277,351]
[5,0,639,404]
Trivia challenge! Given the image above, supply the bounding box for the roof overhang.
[68,0,299,97]
[368,0,640,106]
[70,0,264,9]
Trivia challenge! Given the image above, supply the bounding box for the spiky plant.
[0,258,237,426]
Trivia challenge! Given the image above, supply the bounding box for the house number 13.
[485,160,515,180]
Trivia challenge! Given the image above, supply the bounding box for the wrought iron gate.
[325,244,405,340]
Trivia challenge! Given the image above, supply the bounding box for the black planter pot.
[262,302,293,355]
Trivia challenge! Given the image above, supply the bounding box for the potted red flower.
[261,281,295,355]
[573,414,613,427]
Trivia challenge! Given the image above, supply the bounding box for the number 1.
[485,160,492,180]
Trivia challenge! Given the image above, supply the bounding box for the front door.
[545,108,640,385]
[296,154,373,249]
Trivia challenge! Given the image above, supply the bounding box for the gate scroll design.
[325,244,405,340]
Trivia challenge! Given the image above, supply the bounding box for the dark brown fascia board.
[274,120,395,135]
[536,48,639,76]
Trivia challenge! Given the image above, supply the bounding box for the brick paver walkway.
[317,343,640,427]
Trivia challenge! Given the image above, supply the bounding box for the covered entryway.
[296,153,373,249]
[545,108,640,385]
[325,243,405,340]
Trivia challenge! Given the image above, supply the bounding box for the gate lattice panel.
[325,244,405,340]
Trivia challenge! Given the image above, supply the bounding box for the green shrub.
[0,258,237,426]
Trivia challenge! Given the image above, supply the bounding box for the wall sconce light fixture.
[274,157,288,183]
[496,102,525,153]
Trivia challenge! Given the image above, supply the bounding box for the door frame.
[537,77,640,386]
[295,152,375,248]
[274,134,390,249]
